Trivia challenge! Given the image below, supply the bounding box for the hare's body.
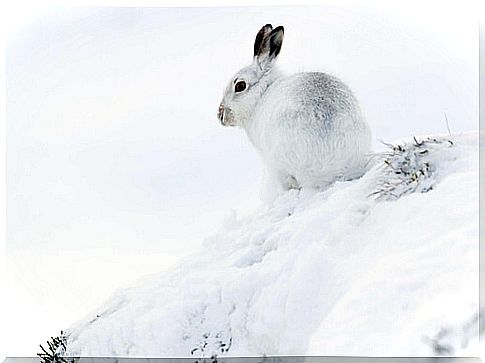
[218,24,372,191]
[244,72,371,188]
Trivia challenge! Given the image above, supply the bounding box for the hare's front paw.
[287,175,301,190]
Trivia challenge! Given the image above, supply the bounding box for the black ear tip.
[259,24,273,32]
[273,25,284,33]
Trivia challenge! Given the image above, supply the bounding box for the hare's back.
[265,72,362,130]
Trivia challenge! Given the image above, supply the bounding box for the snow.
[5,4,478,356]
[65,132,478,357]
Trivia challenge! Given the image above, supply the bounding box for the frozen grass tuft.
[370,136,454,201]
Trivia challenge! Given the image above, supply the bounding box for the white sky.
[2,1,480,357]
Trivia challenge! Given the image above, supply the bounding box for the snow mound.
[64,132,478,357]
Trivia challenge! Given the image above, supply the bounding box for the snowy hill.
[62,132,478,357]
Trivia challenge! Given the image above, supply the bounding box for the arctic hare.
[218,24,371,190]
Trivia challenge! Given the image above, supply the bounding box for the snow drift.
[63,132,478,357]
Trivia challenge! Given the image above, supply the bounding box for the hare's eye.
[235,80,247,93]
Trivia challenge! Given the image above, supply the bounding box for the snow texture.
[64,133,478,357]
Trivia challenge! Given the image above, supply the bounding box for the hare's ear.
[254,25,284,69]
[254,24,273,58]
[268,26,284,59]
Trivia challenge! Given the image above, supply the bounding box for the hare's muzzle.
[218,103,236,126]
[217,103,225,125]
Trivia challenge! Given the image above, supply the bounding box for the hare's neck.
[243,68,283,136]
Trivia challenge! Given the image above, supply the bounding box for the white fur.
[219,26,372,191]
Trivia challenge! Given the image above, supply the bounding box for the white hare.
[218,24,372,191]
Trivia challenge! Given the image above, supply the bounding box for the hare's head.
[218,24,284,127]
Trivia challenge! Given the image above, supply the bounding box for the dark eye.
[235,80,246,93]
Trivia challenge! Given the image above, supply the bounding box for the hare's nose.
[217,103,225,124]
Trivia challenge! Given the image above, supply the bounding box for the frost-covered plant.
[190,332,233,357]
[370,136,454,201]
[38,331,75,363]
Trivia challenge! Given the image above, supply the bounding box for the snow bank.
[64,132,478,357]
